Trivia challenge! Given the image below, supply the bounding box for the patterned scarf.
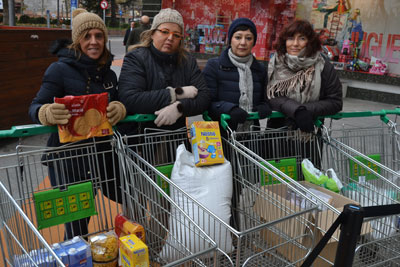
[267,50,325,104]
[228,48,254,132]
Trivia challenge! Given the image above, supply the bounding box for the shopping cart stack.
[319,112,400,266]
[0,181,66,266]
[221,109,400,266]
[117,125,320,267]
[0,123,220,266]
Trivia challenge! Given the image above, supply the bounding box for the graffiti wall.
[297,0,400,75]
[162,0,297,61]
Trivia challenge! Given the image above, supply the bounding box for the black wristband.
[175,87,184,95]
[177,103,183,113]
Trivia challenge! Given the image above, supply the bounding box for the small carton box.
[253,181,372,266]
[119,234,149,267]
[190,121,224,167]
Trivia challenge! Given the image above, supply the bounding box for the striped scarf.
[267,50,325,104]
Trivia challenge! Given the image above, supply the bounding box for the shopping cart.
[0,120,218,267]
[215,109,400,266]
[117,117,320,267]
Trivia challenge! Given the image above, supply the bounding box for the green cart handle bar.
[203,108,400,131]
[0,114,156,138]
[1,109,400,138]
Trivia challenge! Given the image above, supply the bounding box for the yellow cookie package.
[54,93,113,143]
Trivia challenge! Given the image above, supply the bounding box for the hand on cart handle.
[2,109,400,138]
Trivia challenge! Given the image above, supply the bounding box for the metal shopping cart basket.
[214,109,400,266]
[117,115,320,266]
[0,121,218,267]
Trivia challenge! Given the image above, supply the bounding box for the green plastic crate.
[34,181,97,230]
[349,154,381,182]
[260,158,298,185]
[156,164,174,195]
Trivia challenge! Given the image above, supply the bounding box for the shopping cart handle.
[119,114,157,123]
[315,108,400,127]
[0,124,57,138]
[212,111,285,130]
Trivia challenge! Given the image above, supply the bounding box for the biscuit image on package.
[55,93,113,143]
[85,108,102,127]
[74,116,91,136]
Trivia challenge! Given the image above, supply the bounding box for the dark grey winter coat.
[118,44,210,133]
[202,48,268,119]
[29,39,118,148]
[268,58,342,128]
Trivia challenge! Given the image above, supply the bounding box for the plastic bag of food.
[54,92,113,143]
[89,231,119,267]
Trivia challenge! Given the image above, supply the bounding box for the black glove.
[228,107,248,131]
[253,103,272,119]
[294,107,314,133]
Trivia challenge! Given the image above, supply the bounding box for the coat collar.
[150,43,178,64]
[218,48,263,72]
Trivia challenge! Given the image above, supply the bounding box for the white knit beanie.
[151,8,184,32]
[72,8,108,44]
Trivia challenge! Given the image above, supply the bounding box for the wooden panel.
[0,27,71,130]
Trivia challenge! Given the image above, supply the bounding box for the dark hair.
[274,19,321,57]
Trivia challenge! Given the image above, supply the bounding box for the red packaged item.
[115,214,145,242]
[54,93,113,143]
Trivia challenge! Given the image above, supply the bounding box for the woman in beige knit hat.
[118,8,210,134]
[29,8,126,239]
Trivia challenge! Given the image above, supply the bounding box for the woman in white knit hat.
[29,8,126,239]
[118,8,210,134]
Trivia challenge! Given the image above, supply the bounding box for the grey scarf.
[228,48,254,132]
[267,50,325,104]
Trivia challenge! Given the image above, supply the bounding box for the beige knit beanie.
[72,8,108,44]
[151,8,184,32]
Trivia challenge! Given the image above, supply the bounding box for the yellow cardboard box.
[190,121,224,167]
[119,234,149,267]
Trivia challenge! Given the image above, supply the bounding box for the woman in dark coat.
[203,18,272,132]
[28,8,126,239]
[267,19,343,168]
[118,8,210,134]
[267,19,342,131]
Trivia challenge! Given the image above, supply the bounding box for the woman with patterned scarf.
[203,18,272,133]
[267,19,342,132]
[267,19,342,168]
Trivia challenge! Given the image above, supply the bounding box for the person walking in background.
[126,15,151,52]
[123,21,135,51]
[118,8,210,134]
[202,17,272,132]
[28,8,126,239]
[267,19,342,168]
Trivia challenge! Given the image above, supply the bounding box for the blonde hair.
[127,29,187,64]
[68,28,111,66]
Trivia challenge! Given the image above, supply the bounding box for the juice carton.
[61,236,93,267]
[115,214,145,242]
[119,234,149,267]
[190,121,224,167]
[51,243,70,266]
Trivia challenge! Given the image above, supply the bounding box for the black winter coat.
[202,49,269,119]
[28,40,121,203]
[118,44,210,133]
[29,39,119,148]
[268,58,343,128]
